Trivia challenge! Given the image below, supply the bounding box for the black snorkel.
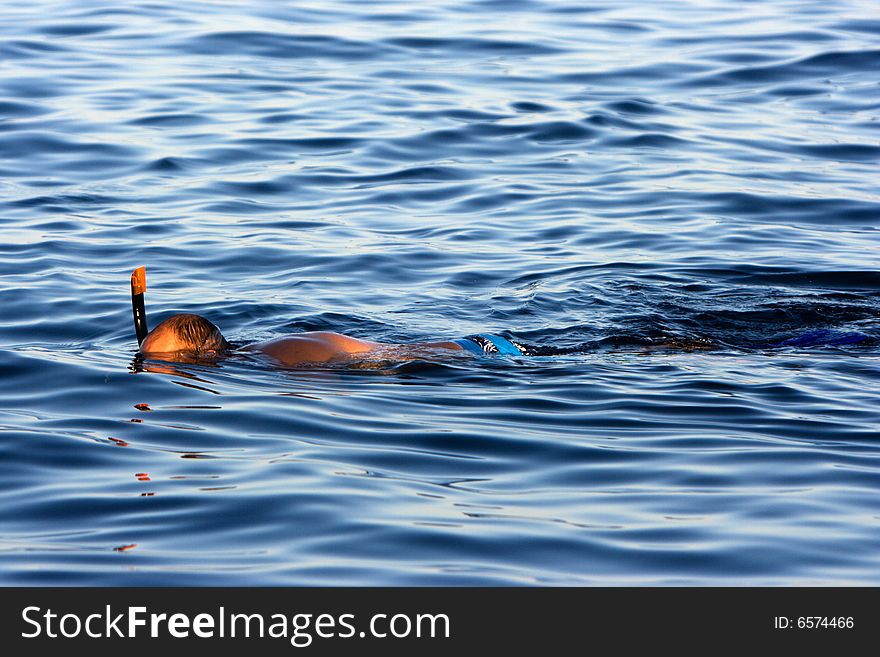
[131,266,149,346]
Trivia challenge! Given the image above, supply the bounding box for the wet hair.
[154,313,230,353]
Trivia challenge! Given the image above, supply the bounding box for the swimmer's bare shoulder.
[242,331,381,365]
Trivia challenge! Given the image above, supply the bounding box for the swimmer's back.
[245,331,380,365]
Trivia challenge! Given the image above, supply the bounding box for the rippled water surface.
[1,0,879,585]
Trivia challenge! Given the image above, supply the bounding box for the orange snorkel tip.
[131,266,149,346]
[131,266,146,296]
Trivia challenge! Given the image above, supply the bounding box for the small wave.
[184,31,389,60]
[384,36,562,55]
[0,100,50,118]
[603,99,666,116]
[39,23,116,37]
[686,48,880,87]
[142,156,194,172]
[526,121,598,142]
[234,136,364,151]
[599,133,689,148]
[510,101,552,113]
[700,192,880,225]
[0,133,140,158]
[129,113,208,127]
[0,39,72,60]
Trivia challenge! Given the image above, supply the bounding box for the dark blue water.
[2,0,879,585]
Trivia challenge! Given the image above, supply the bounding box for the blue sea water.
[1,0,879,585]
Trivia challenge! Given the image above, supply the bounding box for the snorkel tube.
[131,266,149,346]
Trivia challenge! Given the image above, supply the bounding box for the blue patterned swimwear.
[453,334,527,356]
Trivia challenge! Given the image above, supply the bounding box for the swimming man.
[130,267,869,365]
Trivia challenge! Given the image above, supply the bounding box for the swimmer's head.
[139,313,230,357]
